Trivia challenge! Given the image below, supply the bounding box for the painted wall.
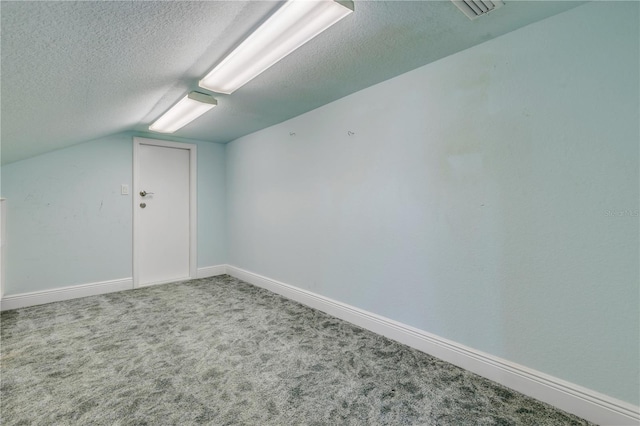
[193,138,227,268]
[1,132,227,294]
[226,2,639,405]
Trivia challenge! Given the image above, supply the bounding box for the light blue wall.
[2,133,133,293]
[194,139,227,268]
[225,2,639,405]
[1,132,227,294]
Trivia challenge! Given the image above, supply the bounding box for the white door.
[133,138,197,287]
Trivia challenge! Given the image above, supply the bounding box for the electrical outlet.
[121,184,129,195]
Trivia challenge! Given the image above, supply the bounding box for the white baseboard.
[226,265,640,426]
[197,265,227,279]
[1,264,227,310]
[2,265,637,424]
[0,277,133,311]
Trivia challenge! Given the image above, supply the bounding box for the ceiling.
[1,0,583,165]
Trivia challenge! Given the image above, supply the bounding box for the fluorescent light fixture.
[199,0,354,94]
[149,91,217,134]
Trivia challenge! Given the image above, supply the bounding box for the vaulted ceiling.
[1,1,582,165]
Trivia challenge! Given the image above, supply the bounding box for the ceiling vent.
[452,0,504,20]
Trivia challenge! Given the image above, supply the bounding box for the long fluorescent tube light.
[199,0,354,94]
[149,91,217,134]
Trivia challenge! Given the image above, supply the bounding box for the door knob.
[140,190,154,197]
[140,203,146,208]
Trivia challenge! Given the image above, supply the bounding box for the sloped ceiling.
[0,1,582,165]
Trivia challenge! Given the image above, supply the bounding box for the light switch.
[121,184,129,195]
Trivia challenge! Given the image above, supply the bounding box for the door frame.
[132,137,197,288]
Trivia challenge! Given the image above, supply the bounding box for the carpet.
[1,275,593,425]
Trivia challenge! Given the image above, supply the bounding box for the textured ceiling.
[1,1,582,165]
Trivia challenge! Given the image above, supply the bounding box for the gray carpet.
[1,275,593,425]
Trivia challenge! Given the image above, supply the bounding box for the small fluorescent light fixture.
[199,0,354,94]
[149,91,217,134]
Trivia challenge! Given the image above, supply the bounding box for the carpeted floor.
[1,275,593,425]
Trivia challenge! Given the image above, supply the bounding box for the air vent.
[452,0,504,20]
